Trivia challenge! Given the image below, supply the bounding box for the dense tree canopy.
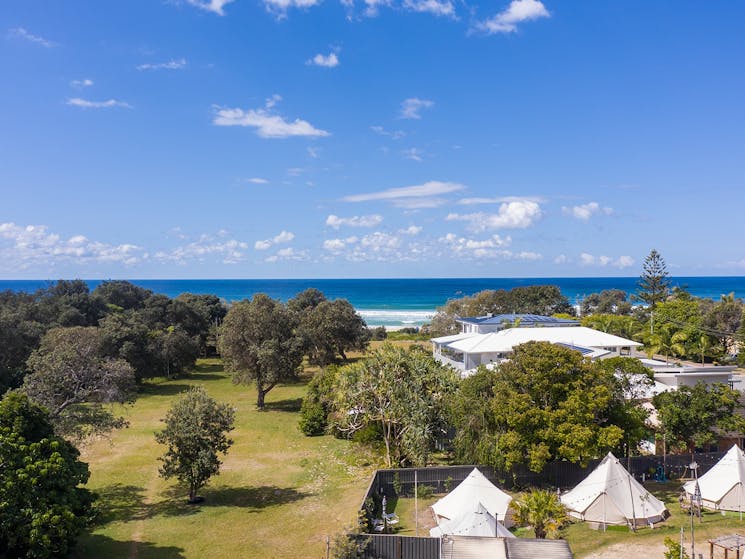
[652,382,745,459]
[580,289,632,316]
[452,342,625,473]
[23,326,137,440]
[298,299,371,366]
[219,294,305,409]
[155,387,235,503]
[0,391,94,558]
[330,344,458,467]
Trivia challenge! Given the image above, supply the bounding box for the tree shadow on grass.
[73,534,186,559]
[263,397,303,412]
[138,383,196,397]
[92,483,149,525]
[155,485,310,514]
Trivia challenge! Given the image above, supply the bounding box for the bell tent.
[431,468,513,526]
[683,445,745,511]
[560,452,668,528]
[430,502,515,538]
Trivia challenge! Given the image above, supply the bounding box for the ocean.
[2,277,745,327]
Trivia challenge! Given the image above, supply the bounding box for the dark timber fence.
[353,451,727,559]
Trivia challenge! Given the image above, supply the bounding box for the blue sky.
[1,0,744,279]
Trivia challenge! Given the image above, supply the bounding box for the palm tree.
[645,323,688,363]
[513,489,568,539]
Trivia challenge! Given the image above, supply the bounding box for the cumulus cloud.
[184,0,234,15]
[446,200,542,231]
[254,230,295,250]
[554,254,568,264]
[562,202,613,221]
[474,0,550,34]
[343,181,465,207]
[136,58,187,71]
[579,253,635,269]
[7,27,56,47]
[71,79,94,89]
[307,52,339,67]
[155,234,249,264]
[323,236,359,252]
[67,98,132,109]
[400,97,434,119]
[326,214,383,229]
[0,223,142,269]
[265,247,309,262]
[213,95,329,139]
[399,225,422,235]
[438,232,515,259]
[403,0,455,16]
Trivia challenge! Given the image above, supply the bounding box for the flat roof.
[456,313,579,326]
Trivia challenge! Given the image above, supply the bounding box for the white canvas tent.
[431,468,513,526]
[560,452,668,528]
[430,502,515,538]
[683,445,745,511]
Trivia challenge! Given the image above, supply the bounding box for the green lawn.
[72,358,376,559]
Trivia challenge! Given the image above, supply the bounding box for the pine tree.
[636,249,671,307]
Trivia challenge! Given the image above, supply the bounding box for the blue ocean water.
[2,277,745,327]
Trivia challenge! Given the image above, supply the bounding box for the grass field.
[72,358,376,559]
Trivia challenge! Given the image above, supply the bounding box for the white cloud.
[579,253,635,269]
[323,236,359,252]
[403,0,455,16]
[399,225,422,235]
[307,146,320,158]
[213,96,329,139]
[370,125,406,140]
[400,97,434,119]
[184,0,234,15]
[0,223,142,269]
[446,200,542,231]
[307,52,339,67]
[562,202,613,221]
[8,27,56,47]
[136,58,187,71]
[67,98,132,109]
[554,254,568,264]
[438,232,514,259]
[254,230,295,250]
[474,0,550,34]
[71,79,94,89]
[245,177,269,184]
[457,195,543,205]
[326,214,383,229]
[265,247,309,262]
[155,234,249,264]
[402,147,425,162]
[343,180,465,203]
[263,0,321,15]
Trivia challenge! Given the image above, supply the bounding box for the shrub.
[663,536,689,559]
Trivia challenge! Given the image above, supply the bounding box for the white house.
[456,313,579,334]
[432,325,641,375]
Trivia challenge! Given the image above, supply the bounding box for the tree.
[457,342,624,473]
[596,357,654,462]
[299,365,339,436]
[331,344,458,467]
[0,391,94,558]
[219,294,305,409]
[428,285,574,336]
[512,489,568,539]
[149,326,200,378]
[636,249,671,307]
[287,287,327,315]
[23,327,136,439]
[299,299,371,366]
[653,382,745,461]
[155,387,235,503]
[581,289,632,316]
[702,293,743,356]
